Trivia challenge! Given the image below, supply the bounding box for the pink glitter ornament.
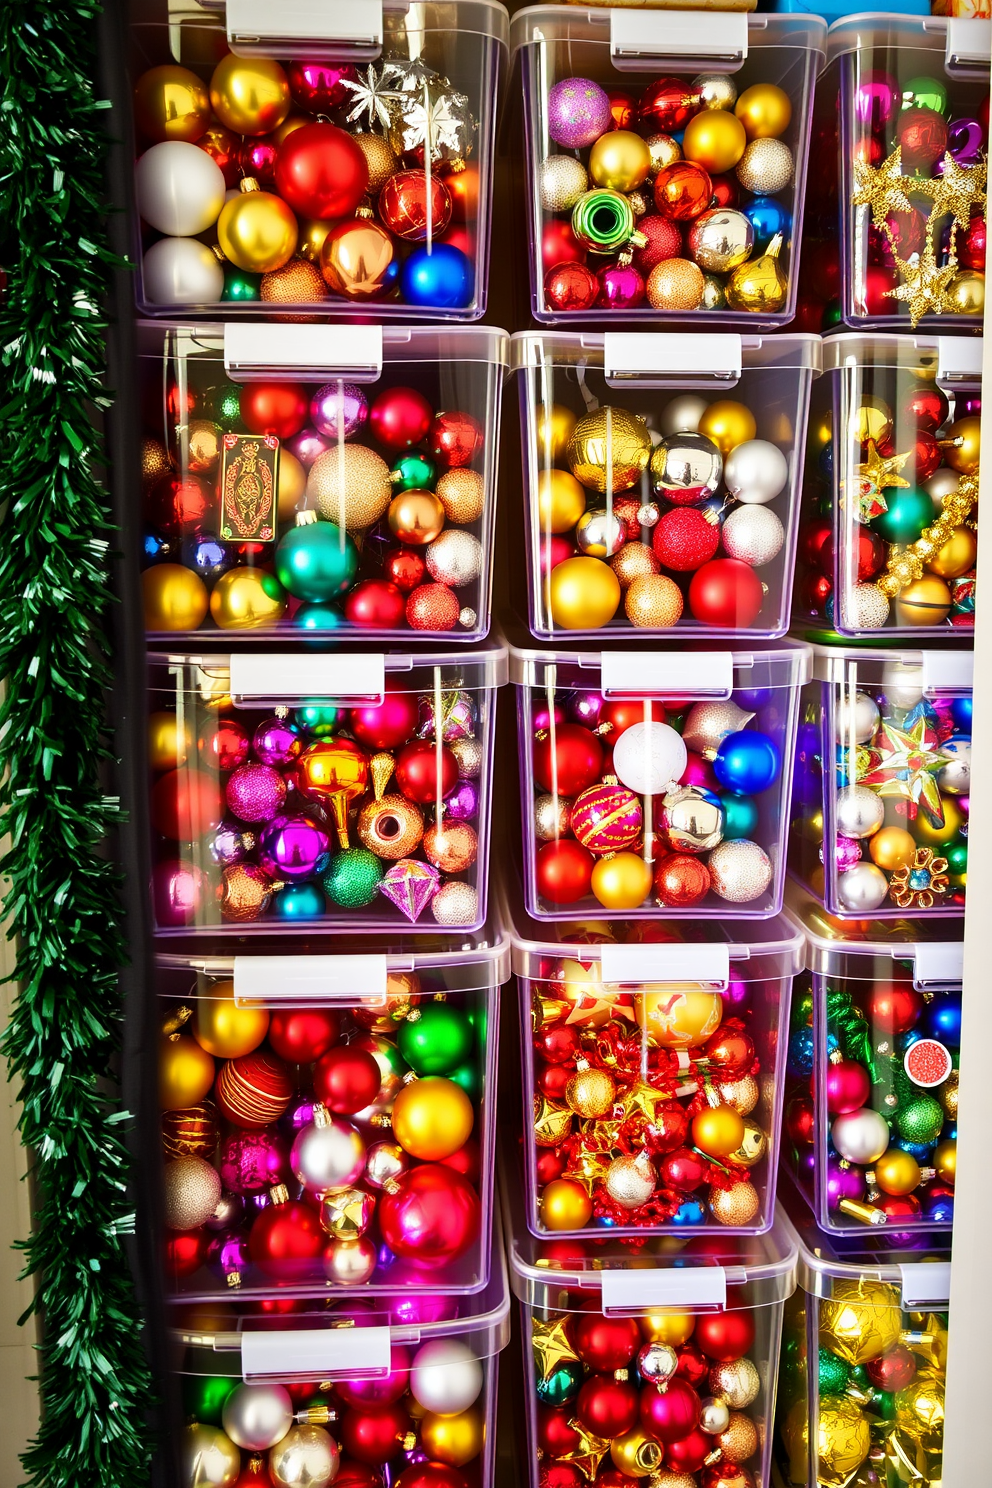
[821,835,862,870]
[378,858,441,922]
[226,763,288,824]
[220,1128,290,1194]
[547,77,613,149]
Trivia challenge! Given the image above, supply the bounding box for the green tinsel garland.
[0,3,154,1484]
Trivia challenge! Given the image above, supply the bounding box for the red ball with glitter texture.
[240,383,309,440]
[696,1309,755,1362]
[633,216,682,274]
[146,473,214,537]
[654,852,710,907]
[341,1401,412,1466]
[653,507,720,571]
[406,583,460,631]
[573,1314,640,1371]
[313,1044,382,1114]
[654,161,713,221]
[395,738,459,802]
[545,261,599,313]
[384,548,426,593]
[150,768,224,839]
[543,219,586,270]
[533,723,603,795]
[638,75,699,135]
[267,1008,341,1064]
[344,579,406,629]
[430,410,483,468]
[577,1375,639,1437]
[536,839,594,905]
[369,386,434,450]
[898,107,948,170]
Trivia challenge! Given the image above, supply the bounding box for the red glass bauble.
[639,1376,700,1442]
[395,738,459,802]
[866,983,922,1035]
[665,1429,712,1475]
[802,518,833,568]
[897,107,949,170]
[653,507,721,571]
[595,1473,632,1488]
[199,124,240,187]
[369,386,434,449]
[240,136,279,188]
[349,686,418,753]
[164,376,197,423]
[537,1024,582,1064]
[540,1466,584,1488]
[430,410,484,469]
[341,1401,411,1465]
[440,1136,481,1185]
[538,1408,583,1460]
[334,1462,380,1488]
[378,1163,481,1267]
[545,261,599,312]
[533,723,603,795]
[653,161,713,222]
[675,1341,710,1388]
[164,1227,208,1279]
[695,1309,755,1362]
[633,214,682,273]
[275,122,369,219]
[786,1094,815,1145]
[150,767,224,839]
[654,852,711,908]
[234,1461,276,1488]
[866,1345,917,1392]
[709,172,740,210]
[380,170,453,242]
[793,296,826,333]
[199,718,250,773]
[395,1463,468,1488]
[638,75,699,135]
[336,1349,411,1409]
[599,699,665,740]
[313,1044,382,1114]
[267,1008,341,1064]
[577,1375,639,1437]
[863,264,898,316]
[855,528,886,581]
[800,572,832,612]
[868,207,926,267]
[146,473,214,537]
[878,1193,921,1221]
[543,219,586,271]
[659,1146,707,1191]
[240,382,310,440]
[607,87,636,129]
[384,548,427,593]
[703,1026,755,1079]
[536,839,594,905]
[643,1098,689,1154]
[903,384,949,433]
[958,214,986,272]
[286,61,357,112]
[536,1147,567,1183]
[248,1198,324,1276]
[822,1057,871,1114]
[406,582,460,631]
[572,1313,640,1371]
[688,558,764,627]
[913,430,941,482]
[344,578,407,628]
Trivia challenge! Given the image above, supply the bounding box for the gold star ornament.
[531,1316,580,1378]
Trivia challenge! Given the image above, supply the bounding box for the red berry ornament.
[695,1309,755,1362]
[536,839,594,905]
[653,507,721,571]
[369,386,434,449]
[688,558,764,627]
[533,723,603,795]
[313,1045,382,1114]
[267,1009,341,1064]
[572,1314,640,1371]
[395,739,459,802]
[275,122,369,219]
[240,383,309,440]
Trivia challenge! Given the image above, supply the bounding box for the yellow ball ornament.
[725,234,788,314]
[913,796,964,847]
[945,268,985,317]
[895,1375,944,1451]
[873,1148,921,1196]
[297,218,334,265]
[927,524,977,579]
[691,1104,746,1158]
[895,575,951,628]
[730,1119,768,1167]
[682,110,747,173]
[536,404,578,464]
[143,564,209,632]
[160,1034,216,1110]
[934,1137,956,1184]
[420,1408,484,1467]
[641,1311,694,1346]
[589,130,652,193]
[811,1396,871,1480]
[855,396,893,447]
[540,1177,593,1230]
[637,986,724,1048]
[566,407,651,493]
[209,54,291,137]
[148,710,192,772]
[537,468,586,533]
[134,65,211,144]
[391,1076,474,1160]
[942,414,981,474]
[277,449,307,522]
[590,851,653,910]
[820,1280,902,1364]
[209,568,287,630]
[610,1429,663,1477]
[734,83,792,139]
[182,1422,241,1488]
[547,556,621,630]
[869,826,916,872]
[218,181,298,273]
[698,400,757,455]
[192,979,270,1059]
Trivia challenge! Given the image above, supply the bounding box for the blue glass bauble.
[400,244,473,309]
[743,195,792,246]
[952,697,973,731]
[672,1199,706,1226]
[713,729,781,795]
[182,534,234,582]
[924,997,961,1044]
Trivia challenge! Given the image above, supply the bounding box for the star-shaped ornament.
[563,1146,614,1195]
[852,146,916,218]
[341,65,401,130]
[531,1317,579,1378]
[562,1421,612,1481]
[885,239,959,327]
[921,153,987,231]
[857,439,912,492]
[861,717,946,824]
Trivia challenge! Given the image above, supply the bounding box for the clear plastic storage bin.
[790,644,972,918]
[511,8,825,325]
[505,883,802,1237]
[507,1183,797,1488]
[794,333,981,637]
[514,331,820,640]
[168,1222,509,1488]
[509,638,809,919]
[126,0,508,319]
[799,14,989,331]
[157,928,507,1300]
[147,643,505,934]
[774,1191,950,1488]
[783,889,960,1236]
[138,322,507,642]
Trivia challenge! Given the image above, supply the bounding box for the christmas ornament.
[136,141,226,236]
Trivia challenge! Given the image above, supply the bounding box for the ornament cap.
[269,1183,289,1205]
[296,1406,334,1425]
[240,177,261,194]
[226,1270,242,1288]
[312,1102,330,1128]
[295,509,319,527]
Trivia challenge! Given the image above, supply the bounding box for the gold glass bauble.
[873,1148,921,1196]
[272,114,309,145]
[588,130,652,193]
[192,979,270,1059]
[646,133,682,172]
[820,1280,902,1364]
[209,54,291,137]
[641,1310,694,1346]
[913,795,963,847]
[895,1375,944,1451]
[734,82,792,139]
[682,110,747,173]
[698,400,757,454]
[148,710,192,772]
[277,449,307,521]
[610,1428,664,1477]
[725,231,788,313]
[945,267,985,317]
[537,467,587,533]
[134,64,211,143]
[590,851,653,910]
[536,403,578,464]
[942,414,981,474]
[811,1396,871,1480]
[934,1137,956,1184]
[637,986,724,1048]
[940,1068,959,1118]
[868,825,916,872]
[143,564,209,632]
[547,555,621,630]
[297,218,334,265]
[209,568,287,630]
[647,257,705,310]
[895,574,951,627]
[142,436,172,487]
[354,131,399,193]
[320,220,394,298]
[388,489,445,545]
[182,1423,240,1488]
[436,468,485,524]
[268,1423,339,1488]
[186,419,222,474]
[420,1408,484,1466]
[928,524,977,578]
[160,1034,216,1110]
[730,1118,768,1167]
[565,1065,616,1118]
[692,1103,746,1158]
[540,1176,593,1230]
[217,182,298,273]
[308,444,392,530]
[391,1076,474,1160]
[566,407,651,493]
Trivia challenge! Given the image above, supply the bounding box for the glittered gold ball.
[698,400,757,455]
[940,1068,959,1118]
[895,1375,944,1451]
[537,468,587,532]
[611,541,659,589]
[162,1102,218,1161]
[209,54,291,136]
[683,110,747,173]
[217,187,298,273]
[547,555,621,630]
[540,1177,593,1230]
[148,710,192,772]
[709,1179,759,1225]
[260,256,327,304]
[420,1407,484,1467]
[220,863,274,923]
[590,851,653,910]
[717,1412,759,1463]
[142,436,172,488]
[308,444,392,530]
[436,468,485,524]
[134,64,212,143]
[709,1357,760,1409]
[647,257,705,310]
[277,449,307,522]
[945,268,985,317]
[641,1311,694,1347]
[163,1154,223,1230]
[605,1151,657,1209]
[731,1119,768,1168]
[735,83,792,139]
[541,155,590,213]
[192,978,270,1059]
[928,524,977,578]
[565,1065,616,1118]
[388,489,446,546]
[589,130,652,193]
[143,564,209,632]
[869,825,916,872]
[820,1280,902,1364]
[297,218,334,265]
[718,1075,759,1116]
[357,795,423,859]
[943,415,981,474]
[736,138,793,194]
[423,821,479,873]
[567,407,651,493]
[209,568,287,630]
[645,133,682,172]
[624,571,684,628]
[354,131,398,193]
[692,1104,746,1158]
[895,575,951,627]
[536,404,579,465]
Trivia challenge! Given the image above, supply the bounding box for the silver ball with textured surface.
[708,839,772,903]
[835,785,885,840]
[841,583,890,631]
[721,504,784,566]
[540,154,589,212]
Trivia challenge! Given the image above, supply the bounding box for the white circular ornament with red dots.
[903,1038,953,1089]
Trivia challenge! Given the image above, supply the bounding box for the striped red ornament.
[216,1050,293,1128]
[570,778,643,854]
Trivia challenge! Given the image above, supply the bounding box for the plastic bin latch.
[241,1326,393,1382]
[920,650,974,698]
[224,324,384,383]
[609,10,747,71]
[898,1263,951,1311]
[943,18,992,76]
[937,335,983,388]
[910,943,964,992]
[604,333,742,390]
[600,942,730,989]
[601,1265,727,1315]
[600,650,734,699]
[228,653,387,706]
[226,0,383,59]
[234,955,391,1006]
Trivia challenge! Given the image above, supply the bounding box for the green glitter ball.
[295,702,340,737]
[391,450,436,491]
[896,1094,945,1145]
[794,992,814,1027]
[206,382,243,424]
[448,1059,482,1101]
[535,1359,584,1409]
[182,1374,238,1424]
[222,266,261,302]
[322,848,383,908]
[817,1347,852,1396]
[398,1002,473,1076]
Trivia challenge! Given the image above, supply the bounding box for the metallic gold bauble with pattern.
[423,821,479,873]
[308,443,392,530]
[708,1357,760,1409]
[357,794,424,859]
[894,1373,944,1450]
[162,1103,218,1161]
[605,1151,657,1209]
[566,407,651,494]
[564,1064,616,1118]
[163,1154,223,1230]
[736,138,793,194]
[637,986,723,1048]
[625,572,684,628]
[354,131,398,193]
[436,468,485,524]
[142,436,172,488]
[186,420,223,474]
[718,1075,759,1115]
[819,1280,902,1364]
[611,541,659,589]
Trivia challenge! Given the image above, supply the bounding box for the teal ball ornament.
[872,488,932,545]
[275,520,359,602]
[720,793,759,840]
[274,882,326,921]
[391,451,436,491]
[536,1359,585,1408]
[294,601,345,632]
[322,848,383,908]
[295,702,339,737]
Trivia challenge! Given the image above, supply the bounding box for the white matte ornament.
[143,237,224,305]
[222,1382,294,1451]
[836,860,889,912]
[831,1107,890,1164]
[923,467,960,512]
[835,690,881,745]
[835,786,885,840]
[707,838,772,902]
[937,736,971,795]
[659,394,709,436]
[410,1338,484,1416]
[723,440,789,505]
[135,141,227,236]
[721,504,784,565]
[612,720,688,796]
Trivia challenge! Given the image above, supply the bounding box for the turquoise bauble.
[322,848,383,908]
[275,521,359,603]
[872,488,932,545]
[294,602,345,632]
[391,450,436,491]
[295,702,339,737]
[222,266,261,302]
[720,792,759,840]
[274,882,325,921]
[536,1359,584,1408]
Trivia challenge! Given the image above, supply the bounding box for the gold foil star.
[531,1317,580,1377]
[619,1079,666,1123]
[563,1146,613,1195]
[885,239,959,327]
[922,153,987,231]
[563,1421,612,1480]
[852,145,915,218]
[856,439,912,492]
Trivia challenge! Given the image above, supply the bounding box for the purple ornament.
[220,1128,290,1194]
[253,715,303,768]
[257,814,330,880]
[152,859,206,927]
[826,1159,866,1208]
[205,1192,245,1231]
[569,691,604,728]
[207,821,255,867]
[207,1228,250,1283]
[310,382,369,441]
[533,703,566,731]
[417,691,476,742]
[941,117,985,168]
[225,762,287,824]
[286,427,333,468]
[854,70,899,133]
[597,263,646,311]
[442,779,479,822]
[378,858,440,922]
[280,1096,316,1139]
[723,975,749,1009]
[960,393,982,418]
[337,1347,411,1406]
[547,76,612,149]
[822,835,862,870]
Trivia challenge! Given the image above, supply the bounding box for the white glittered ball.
[831,1106,890,1164]
[613,720,688,795]
[707,838,772,903]
[540,154,589,212]
[426,530,483,588]
[736,137,794,194]
[840,583,890,631]
[721,504,784,565]
[142,237,225,305]
[431,880,479,926]
[834,690,880,744]
[410,1338,483,1415]
[723,439,789,505]
[835,785,884,839]
[136,140,227,236]
[836,860,889,912]
[605,1151,657,1209]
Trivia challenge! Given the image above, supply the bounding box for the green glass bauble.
[391,450,436,491]
[945,839,968,876]
[895,1094,944,1146]
[294,602,345,633]
[875,1388,897,1421]
[182,1374,238,1425]
[274,521,359,603]
[901,76,948,115]
[818,1347,852,1396]
[536,1359,584,1408]
[207,382,243,424]
[295,702,340,737]
[448,1059,482,1101]
[397,1002,473,1075]
[823,300,843,329]
[321,848,383,907]
[222,266,262,302]
[720,793,758,840]
[871,488,932,545]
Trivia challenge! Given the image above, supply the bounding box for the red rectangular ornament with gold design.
[220,433,279,543]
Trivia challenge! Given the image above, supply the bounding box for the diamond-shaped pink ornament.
[379,858,441,922]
